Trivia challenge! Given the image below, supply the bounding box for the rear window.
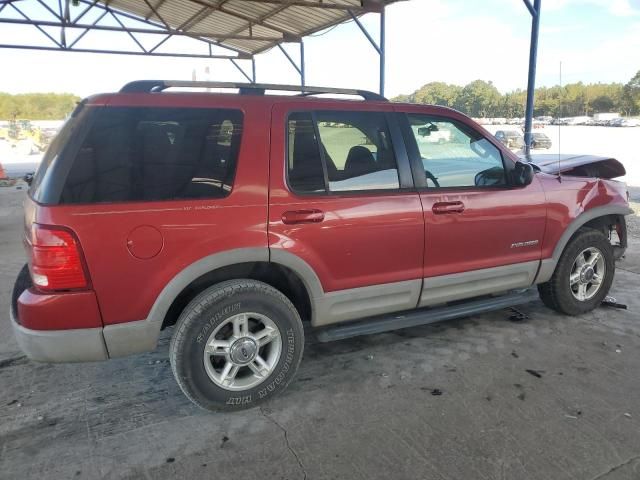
[59,107,243,204]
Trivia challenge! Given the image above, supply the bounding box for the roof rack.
[119,80,387,101]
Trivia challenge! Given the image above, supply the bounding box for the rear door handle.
[432,201,465,214]
[282,209,325,224]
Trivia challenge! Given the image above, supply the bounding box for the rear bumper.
[11,306,161,362]
[11,264,159,362]
[11,307,108,362]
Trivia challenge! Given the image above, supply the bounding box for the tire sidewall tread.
[539,228,615,315]
[169,279,304,411]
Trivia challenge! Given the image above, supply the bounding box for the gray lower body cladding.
[315,288,540,342]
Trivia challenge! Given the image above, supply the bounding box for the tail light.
[26,223,89,292]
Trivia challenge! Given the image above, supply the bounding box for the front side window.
[407,114,506,188]
[287,110,400,193]
[60,107,243,204]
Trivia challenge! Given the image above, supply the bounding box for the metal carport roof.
[0,0,398,94]
[102,0,396,56]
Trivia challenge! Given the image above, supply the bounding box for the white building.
[593,112,620,121]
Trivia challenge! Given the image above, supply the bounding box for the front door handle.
[282,209,325,224]
[432,201,465,214]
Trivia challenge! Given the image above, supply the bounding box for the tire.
[538,228,614,315]
[12,264,31,318]
[170,279,304,411]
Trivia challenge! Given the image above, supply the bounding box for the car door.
[268,101,425,327]
[396,106,547,307]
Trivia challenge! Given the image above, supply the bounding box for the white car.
[620,119,640,127]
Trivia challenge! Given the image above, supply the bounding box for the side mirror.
[24,172,34,186]
[511,161,534,187]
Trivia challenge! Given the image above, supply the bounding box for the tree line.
[392,70,640,118]
[2,70,640,120]
[0,93,80,120]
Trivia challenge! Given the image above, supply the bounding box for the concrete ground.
[1,183,640,480]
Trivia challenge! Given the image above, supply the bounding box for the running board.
[315,288,539,343]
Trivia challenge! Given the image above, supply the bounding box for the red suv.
[11,81,632,411]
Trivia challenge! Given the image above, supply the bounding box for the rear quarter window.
[29,104,87,204]
[59,107,243,204]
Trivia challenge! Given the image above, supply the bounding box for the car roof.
[83,92,473,120]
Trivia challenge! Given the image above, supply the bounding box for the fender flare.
[103,247,324,357]
[535,205,633,284]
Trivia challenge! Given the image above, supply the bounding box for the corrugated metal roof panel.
[191,10,251,35]
[96,0,398,56]
[223,1,278,19]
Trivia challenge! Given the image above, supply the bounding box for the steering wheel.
[425,170,440,188]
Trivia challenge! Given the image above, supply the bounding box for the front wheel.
[538,228,615,315]
[170,279,304,411]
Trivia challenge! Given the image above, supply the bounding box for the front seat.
[344,145,376,178]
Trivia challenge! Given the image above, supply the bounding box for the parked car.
[11,81,632,411]
[494,130,525,149]
[535,116,553,125]
[531,132,552,149]
[619,118,640,127]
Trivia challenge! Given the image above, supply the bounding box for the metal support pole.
[251,57,256,83]
[300,40,305,87]
[379,7,385,97]
[524,0,541,156]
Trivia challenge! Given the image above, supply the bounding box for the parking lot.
[1,172,639,478]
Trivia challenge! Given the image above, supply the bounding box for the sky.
[0,0,639,98]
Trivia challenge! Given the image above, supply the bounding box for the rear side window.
[60,107,243,204]
[287,113,325,194]
[287,110,400,194]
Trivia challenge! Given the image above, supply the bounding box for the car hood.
[520,154,626,179]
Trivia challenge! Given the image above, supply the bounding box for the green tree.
[0,92,80,120]
[392,77,635,118]
[622,70,640,115]
[454,80,501,117]
[501,90,526,118]
[591,95,615,113]
[411,82,461,108]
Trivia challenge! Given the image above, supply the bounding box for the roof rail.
[119,80,387,101]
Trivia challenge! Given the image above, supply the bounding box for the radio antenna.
[557,60,562,183]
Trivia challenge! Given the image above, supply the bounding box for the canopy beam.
[348,6,386,96]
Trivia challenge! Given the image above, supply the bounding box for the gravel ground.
[626,201,640,237]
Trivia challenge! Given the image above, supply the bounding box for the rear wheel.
[170,279,304,411]
[538,228,614,315]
